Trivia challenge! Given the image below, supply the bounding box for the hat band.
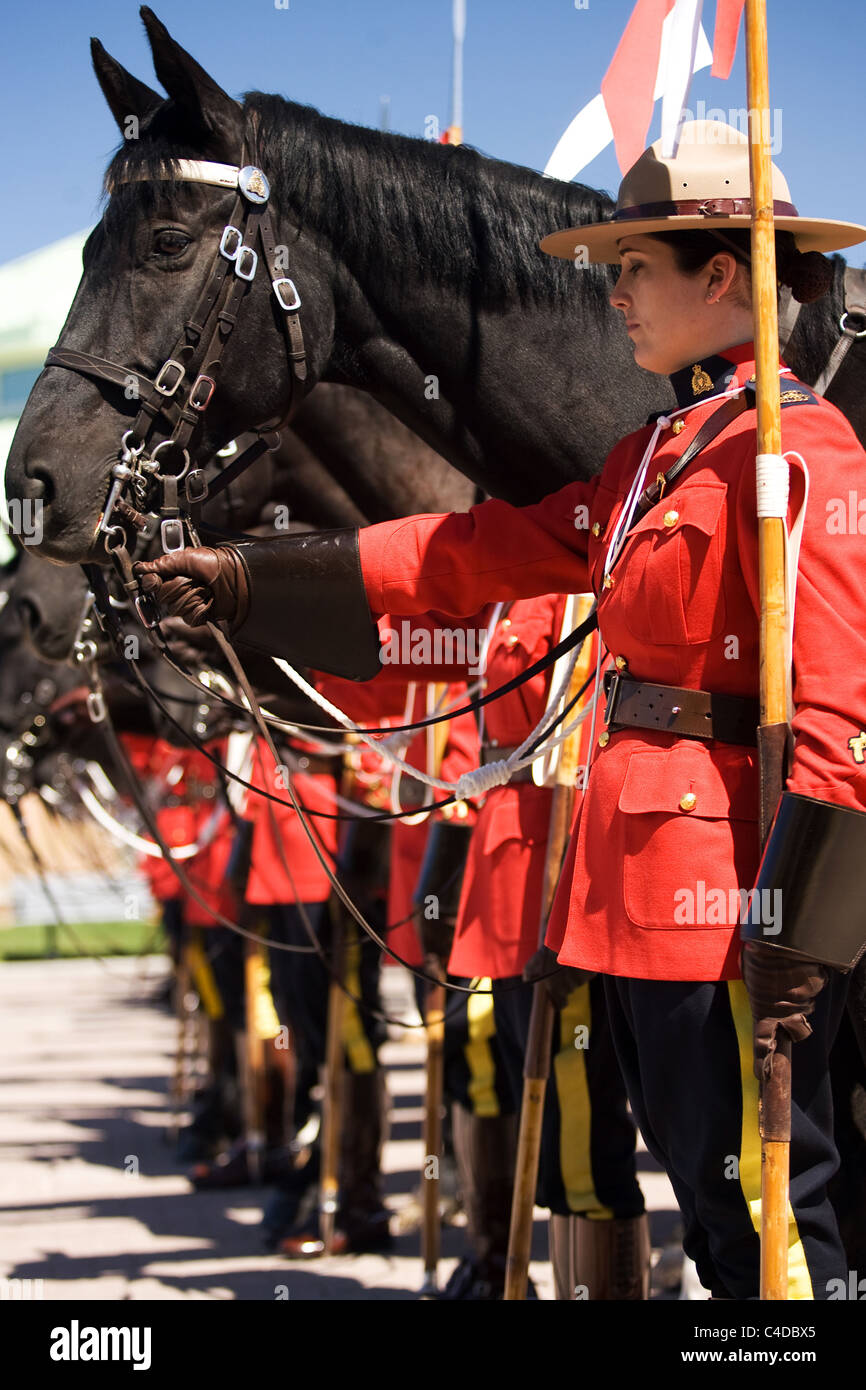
[613,197,798,221]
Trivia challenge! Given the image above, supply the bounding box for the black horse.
[6,9,862,566]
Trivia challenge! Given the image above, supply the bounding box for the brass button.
[501,617,512,628]
[602,574,614,590]
[614,655,628,672]
[671,418,686,435]
[598,731,610,748]
[663,510,680,528]
[679,792,697,812]
[591,521,601,538]
[490,738,499,747]
[505,634,519,647]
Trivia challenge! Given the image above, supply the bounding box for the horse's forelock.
[100,100,231,251]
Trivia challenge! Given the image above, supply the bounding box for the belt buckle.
[603,670,622,726]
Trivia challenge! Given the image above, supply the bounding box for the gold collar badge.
[691,364,714,395]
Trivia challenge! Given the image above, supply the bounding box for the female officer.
[136,122,866,1299]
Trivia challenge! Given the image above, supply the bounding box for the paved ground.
[0,955,686,1301]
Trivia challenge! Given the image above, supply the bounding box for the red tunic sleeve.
[358,479,600,617]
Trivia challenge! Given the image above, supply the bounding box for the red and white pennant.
[545,0,745,182]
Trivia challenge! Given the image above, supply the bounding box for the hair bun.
[778,246,834,304]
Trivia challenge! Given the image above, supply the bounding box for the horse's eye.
[154,229,191,256]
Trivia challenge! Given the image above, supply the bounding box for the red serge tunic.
[314,675,477,967]
[448,594,595,979]
[372,597,585,977]
[358,346,866,981]
[120,736,227,907]
[243,738,338,906]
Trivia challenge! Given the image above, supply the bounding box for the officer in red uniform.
[137,124,866,1298]
[403,597,647,1298]
[268,674,427,1257]
[122,734,242,1163]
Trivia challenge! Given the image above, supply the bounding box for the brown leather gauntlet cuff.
[740,791,866,971]
[229,530,382,682]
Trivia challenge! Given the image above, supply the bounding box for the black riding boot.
[439,1103,517,1299]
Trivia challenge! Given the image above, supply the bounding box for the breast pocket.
[618,742,759,930]
[616,483,727,647]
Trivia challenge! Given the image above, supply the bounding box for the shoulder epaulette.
[779,379,820,408]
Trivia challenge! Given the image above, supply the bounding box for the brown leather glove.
[740,940,828,1079]
[522,944,595,1010]
[134,547,249,629]
[413,910,457,984]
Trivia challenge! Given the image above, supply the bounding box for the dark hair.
[648,228,834,304]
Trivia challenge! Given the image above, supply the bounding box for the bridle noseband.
[43,147,308,617]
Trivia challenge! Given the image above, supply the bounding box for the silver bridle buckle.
[220,225,243,261]
[273,277,301,312]
[154,358,185,396]
[160,518,185,552]
[188,375,216,413]
[235,246,258,281]
[86,690,107,724]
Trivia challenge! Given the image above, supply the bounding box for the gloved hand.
[522,944,595,1010]
[414,910,457,983]
[134,547,249,629]
[740,940,828,1079]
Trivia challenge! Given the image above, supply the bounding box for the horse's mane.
[101,91,616,310]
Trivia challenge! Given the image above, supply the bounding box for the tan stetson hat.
[540,120,866,263]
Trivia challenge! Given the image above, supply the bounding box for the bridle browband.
[44,147,308,593]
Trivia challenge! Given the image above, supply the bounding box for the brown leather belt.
[602,672,758,746]
[480,744,537,783]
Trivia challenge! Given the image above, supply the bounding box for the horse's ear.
[140,7,243,157]
[91,38,163,133]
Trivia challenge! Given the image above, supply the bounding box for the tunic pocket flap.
[628,482,726,540]
[617,743,758,821]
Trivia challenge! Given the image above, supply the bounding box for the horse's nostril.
[26,470,52,506]
[16,598,39,638]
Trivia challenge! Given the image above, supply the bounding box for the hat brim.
[539,215,866,263]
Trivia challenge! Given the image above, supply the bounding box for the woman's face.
[609,233,748,375]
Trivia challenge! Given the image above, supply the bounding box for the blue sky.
[2,0,864,266]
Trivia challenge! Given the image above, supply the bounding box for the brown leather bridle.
[43,145,307,619]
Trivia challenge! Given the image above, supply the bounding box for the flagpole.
[743,0,791,1302]
[450,0,466,145]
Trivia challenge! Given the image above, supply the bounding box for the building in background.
[0,231,89,562]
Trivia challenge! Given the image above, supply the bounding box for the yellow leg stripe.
[727,980,814,1300]
[555,984,612,1218]
[465,978,500,1118]
[247,938,282,1041]
[341,925,376,1075]
[185,937,223,1021]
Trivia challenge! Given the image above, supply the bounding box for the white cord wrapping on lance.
[755,453,790,518]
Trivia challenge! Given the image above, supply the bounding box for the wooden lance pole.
[320,893,347,1255]
[242,927,267,1185]
[744,0,792,1300]
[504,597,595,1301]
[420,683,454,1293]
[421,975,447,1289]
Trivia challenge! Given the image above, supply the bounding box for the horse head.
[5,8,336,564]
